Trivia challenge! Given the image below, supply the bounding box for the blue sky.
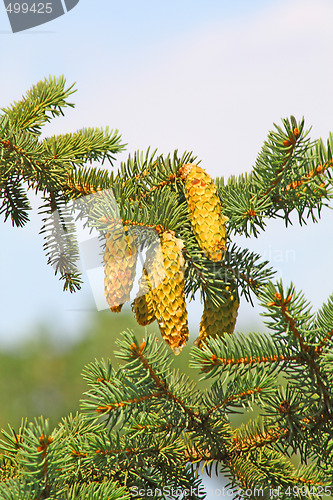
[1,0,333,348]
[1,1,333,497]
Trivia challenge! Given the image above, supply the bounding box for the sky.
[1,0,333,345]
[1,1,333,497]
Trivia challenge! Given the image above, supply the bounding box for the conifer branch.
[190,331,296,378]
[232,425,289,454]
[2,78,333,497]
[127,340,200,422]
[96,392,162,414]
[263,282,333,409]
[0,173,31,227]
[1,75,76,136]
[204,387,264,417]
[40,190,82,292]
[259,122,302,198]
[315,329,333,353]
[218,118,333,237]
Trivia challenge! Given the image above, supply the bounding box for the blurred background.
[1,1,333,497]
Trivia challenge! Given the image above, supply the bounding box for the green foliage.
[217,116,333,236]
[0,76,125,291]
[1,315,332,498]
[1,77,333,499]
[1,75,76,136]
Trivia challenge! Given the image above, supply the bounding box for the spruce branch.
[43,126,124,173]
[224,451,326,500]
[202,372,276,418]
[1,326,333,497]
[190,332,293,379]
[183,243,275,308]
[261,282,333,411]
[0,173,31,227]
[1,75,76,137]
[0,76,126,289]
[40,190,82,292]
[217,117,333,237]
[115,331,201,423]
[2,78,333,496]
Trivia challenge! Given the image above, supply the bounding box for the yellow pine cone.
[104,224,138,313]
[195,284,239,347]
[132,270,156,326]
[146,231,189,354]
[179,163,228,261]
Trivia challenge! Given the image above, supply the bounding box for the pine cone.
[146,231,189,354]
[179,163,228,261]
[132,270,156,326]
[195,283,239,347]
[104,224,138,312]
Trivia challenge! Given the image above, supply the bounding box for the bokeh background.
[1,1,333,498]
